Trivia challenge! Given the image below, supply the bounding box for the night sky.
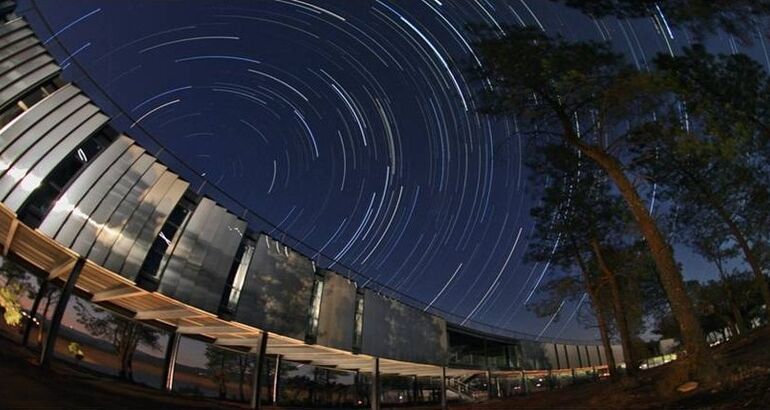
[16,0,769,342]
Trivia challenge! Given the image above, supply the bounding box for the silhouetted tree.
[204,345,253,401]
[525,144,631,377]
[472,26,714,380]
[550,0,770,42]
[633,46,770,322]
[657,274,763,340]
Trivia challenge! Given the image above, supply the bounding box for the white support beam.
[3,218,18,255]
[48,257,77,280]
[265,343,312,349]
[134,308,203,320]
[307,362,370,369]
[215,337,265,347]
[176,325,255,335]
[279,351,343,356]
[91,286,145,302]
[267,347,319,354]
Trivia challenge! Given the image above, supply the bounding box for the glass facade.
[135,190,197,290]
[17,125,118,228]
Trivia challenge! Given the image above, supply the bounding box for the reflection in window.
[136,191,197,290]
[447,329,487,368]
[352,290,364,353]
[221,237,255,315]
[17,126,118,228]
[305,275,324,343]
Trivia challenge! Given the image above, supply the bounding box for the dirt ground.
[1,327,768,409]
[0,335,247,410]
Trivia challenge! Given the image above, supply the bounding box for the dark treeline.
[470,2,770,385]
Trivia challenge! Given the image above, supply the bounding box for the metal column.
[371,357,380,410]
[272,354,281,405]
[250,331,268,410]
[40,258,85,368]
[440,366,447,410]
[412,375,419,404]
[162,332,181,391]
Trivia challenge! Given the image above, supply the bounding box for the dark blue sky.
[18,0,765,342]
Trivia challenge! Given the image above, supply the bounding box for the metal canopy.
[0,202,479,378]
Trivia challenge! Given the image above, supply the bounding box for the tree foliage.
[551,0,770,42]
[0,258,31,327]
[629,45,770,321]
[472,25,714,380]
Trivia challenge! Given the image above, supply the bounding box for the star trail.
[20,0,770,342]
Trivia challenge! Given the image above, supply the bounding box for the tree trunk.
[119,326,137,381]
[590,238,638,375]
[564,129,714,381]
[572,243,617,379]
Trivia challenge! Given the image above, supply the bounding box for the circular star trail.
[21,0,768,342]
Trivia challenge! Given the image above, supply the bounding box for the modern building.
[0,4,619,409]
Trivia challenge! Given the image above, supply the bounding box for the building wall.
[156,198,246,313]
